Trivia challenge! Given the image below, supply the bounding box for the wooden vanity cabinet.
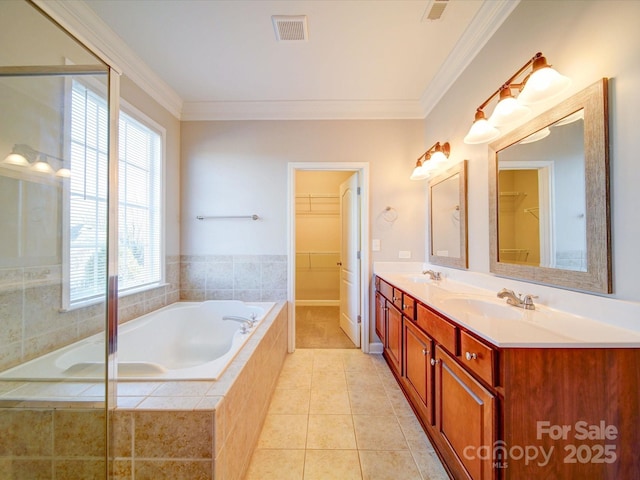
[375,276,640,480]
[435,346,497,480]
[374,291,386,345]
[385,302,402,374]
[403,318,434,425]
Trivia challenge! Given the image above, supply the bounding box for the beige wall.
[180,119,425,260]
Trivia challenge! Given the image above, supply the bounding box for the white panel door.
[339,173,360,347]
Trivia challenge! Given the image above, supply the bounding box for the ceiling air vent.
[272,15,308,42]
[422,0,449,21]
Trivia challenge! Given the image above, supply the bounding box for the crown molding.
[33,0,183,119]
[419,0,520,118]
[182,99,425,121]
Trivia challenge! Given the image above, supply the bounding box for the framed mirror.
[429,160,468,269]
[489,78,611,293]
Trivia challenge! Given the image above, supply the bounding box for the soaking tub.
[0,300,275,381]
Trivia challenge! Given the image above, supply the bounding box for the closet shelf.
[296,193,340,215]
[296,251,341,270]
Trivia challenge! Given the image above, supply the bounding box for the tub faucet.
[222,316,254,333]
[422,269,442,281]
[497,288,538,310]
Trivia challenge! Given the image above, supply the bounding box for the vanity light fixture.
[2,144,70,178]
[410,141,450,180]
[463,52,570,144]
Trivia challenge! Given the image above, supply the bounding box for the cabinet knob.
[430,358,440,366]
[465,352,478,361]
[422,348,429,356]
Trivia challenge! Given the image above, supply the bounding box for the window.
[67,80,162,307]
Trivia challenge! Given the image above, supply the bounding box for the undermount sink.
[439,296,524,321]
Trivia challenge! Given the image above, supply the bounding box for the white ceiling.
[59,0,518,120]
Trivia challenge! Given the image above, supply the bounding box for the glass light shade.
[410,164,430,181]
[464,112,500,144]
[56,167,72,178]
[489,96,531,126]
[430,150,448,164]
[518,127,551,144]
[2,153,30,167]
[518,67,571,105]
[30,157,54,174]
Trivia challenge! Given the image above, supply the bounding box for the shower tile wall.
[180,255,287,302]
[0,255,181,372]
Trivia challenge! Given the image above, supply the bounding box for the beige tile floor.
[245,349,449,480]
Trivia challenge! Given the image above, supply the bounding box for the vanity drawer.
[392,287,404,311]
[416,304,457,355]
[460,330,496,386]
[378,278,394,302]
[402,294,416,320]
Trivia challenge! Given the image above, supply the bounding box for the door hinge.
[357,250,361,260]
[357,186,361,195]
[357,315,362,324]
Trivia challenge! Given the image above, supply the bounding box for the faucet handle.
[522,294,539,309]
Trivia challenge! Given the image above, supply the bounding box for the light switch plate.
[372,239,380,251]
[398,250,411,259]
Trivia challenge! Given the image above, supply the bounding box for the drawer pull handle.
[465,352,478,361]
[422,348,429,356]
[430,358,440,366]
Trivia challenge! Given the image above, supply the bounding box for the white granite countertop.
[377,272,640,348]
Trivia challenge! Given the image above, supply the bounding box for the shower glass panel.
[0,1,113,478]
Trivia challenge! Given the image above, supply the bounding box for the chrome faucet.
[222,315,256,333]
[422,269,442,281]
[496,288,537,310]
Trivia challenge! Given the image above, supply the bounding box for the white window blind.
[69,81,162,305]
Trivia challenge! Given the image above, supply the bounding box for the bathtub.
[0,300,275,381]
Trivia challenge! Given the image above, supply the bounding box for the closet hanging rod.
[196,214,259,221]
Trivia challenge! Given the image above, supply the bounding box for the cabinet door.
[375,292,387,344]
[385,304,402,374]
[435,346,496,480]
[403,319,433,425]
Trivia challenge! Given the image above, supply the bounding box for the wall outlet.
[398,250,411,259]
[372,239,380,251]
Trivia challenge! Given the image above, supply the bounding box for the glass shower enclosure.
[0,1,118,478]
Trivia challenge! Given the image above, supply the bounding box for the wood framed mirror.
[429,160,468,269]
[489,78,611,293]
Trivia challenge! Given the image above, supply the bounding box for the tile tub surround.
[180,255,287,302]
[0,255,180,372]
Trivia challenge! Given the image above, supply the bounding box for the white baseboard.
[368,342,383,354]
[295,300,340,307]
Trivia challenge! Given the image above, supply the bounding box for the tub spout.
[222,315,255,333]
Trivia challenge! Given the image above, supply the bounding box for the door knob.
[465,352,478,361]
[422,348,429,356]
[430,358,440,366]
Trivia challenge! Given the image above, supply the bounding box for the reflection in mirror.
[429,160,468,269]
[489,79,611,293]
[497,111,586,271]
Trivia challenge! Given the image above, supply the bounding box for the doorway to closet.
[287,163,370,353]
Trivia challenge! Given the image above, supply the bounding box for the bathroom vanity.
[375,273,640,480]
